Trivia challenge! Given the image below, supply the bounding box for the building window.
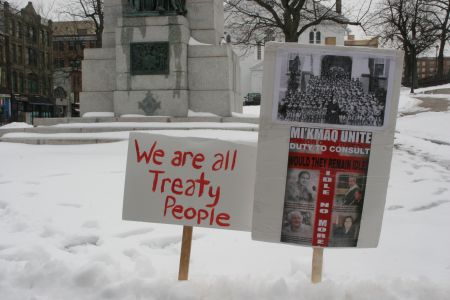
[40,51,45,66]
[54,58,65,68]
[12,71,18,93]
[10,20,15,36]
[316,31,321,44]
[68,41,75,50]
[264,29,275,43]
[11,44,17,64]
[28,48,38,66]
[45,52,50,70]
[18,46,23,64]
[17,22,22,38]
[28,26,37,43]
[19,73,24,93]
[89,40,97,48]
[257,42,262,60]
[309,31,314,44]
[28,74,39,94]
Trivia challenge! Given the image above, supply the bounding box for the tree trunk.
[284,33,298,42]
[284,24,299,42]
[403,52,412,86]
[96,29,103,48]
[437,37,446,79]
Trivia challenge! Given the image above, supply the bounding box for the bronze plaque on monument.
[130,42,170,75]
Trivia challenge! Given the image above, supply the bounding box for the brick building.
[0,6,8,124]
[416,57,450,79]
[52,21,98,117]
[0,1,53,124]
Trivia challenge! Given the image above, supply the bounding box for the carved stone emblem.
[138,91,161,115]
[130,42,170,75]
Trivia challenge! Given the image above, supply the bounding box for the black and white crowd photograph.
[274,50,394,128]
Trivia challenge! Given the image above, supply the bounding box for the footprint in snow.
[0,201,7,209]
[412,178,426,183]
[115,227,154,238]
[141,233,204,249]
[387,205,404,210]
[82,220,99,229]
[411,200,450,212]
[23,181,40,185]
[433,188,448,195]
[64,235,99,249]
[141,235,181,249]
[43,173,71,178]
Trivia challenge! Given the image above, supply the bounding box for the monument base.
[80,5,241,117]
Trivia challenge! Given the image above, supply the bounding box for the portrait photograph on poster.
[279,126,371,247]
[273,48,396,129]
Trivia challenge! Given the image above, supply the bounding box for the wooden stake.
[178,226,193,280]
[311,247,324,283]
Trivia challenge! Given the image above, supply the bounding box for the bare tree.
[225,0,372,46]
[368,0,438,88]
[61,0,104,48]
[426,0,450,78]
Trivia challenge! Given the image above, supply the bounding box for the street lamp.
[410,39,416,94]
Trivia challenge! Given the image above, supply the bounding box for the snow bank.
[82,112,115,118]
[0,93,450,299]
[241,105,261,117]
[0,122,33,129]
[397,111,450,144]
[187,110,219,117]
[120,114,146,118]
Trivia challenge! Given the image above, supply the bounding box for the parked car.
[244,93,261,106]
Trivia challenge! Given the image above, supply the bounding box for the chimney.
[336,0,342,14]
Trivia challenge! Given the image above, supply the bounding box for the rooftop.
[53,21,96,36]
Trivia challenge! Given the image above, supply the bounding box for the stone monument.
[80,0,241,117]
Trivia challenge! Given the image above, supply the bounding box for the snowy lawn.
[0,90,449,299]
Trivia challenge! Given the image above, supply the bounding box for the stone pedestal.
[80,48,115,113]
[186,0,224,45]
[80,0,241,117]
[188,45,241,116]
[113,16,190,116]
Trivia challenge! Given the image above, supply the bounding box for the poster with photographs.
[280,126,371,247]
[252,43,404,249]
[273,48,396,130]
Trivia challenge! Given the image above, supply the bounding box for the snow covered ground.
[0,89,449,299]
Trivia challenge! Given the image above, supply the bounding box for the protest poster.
[123,132,256,231]
[252,43,404,248]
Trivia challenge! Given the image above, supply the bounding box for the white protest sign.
[252,43,404,248]
[123,132,256,231]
